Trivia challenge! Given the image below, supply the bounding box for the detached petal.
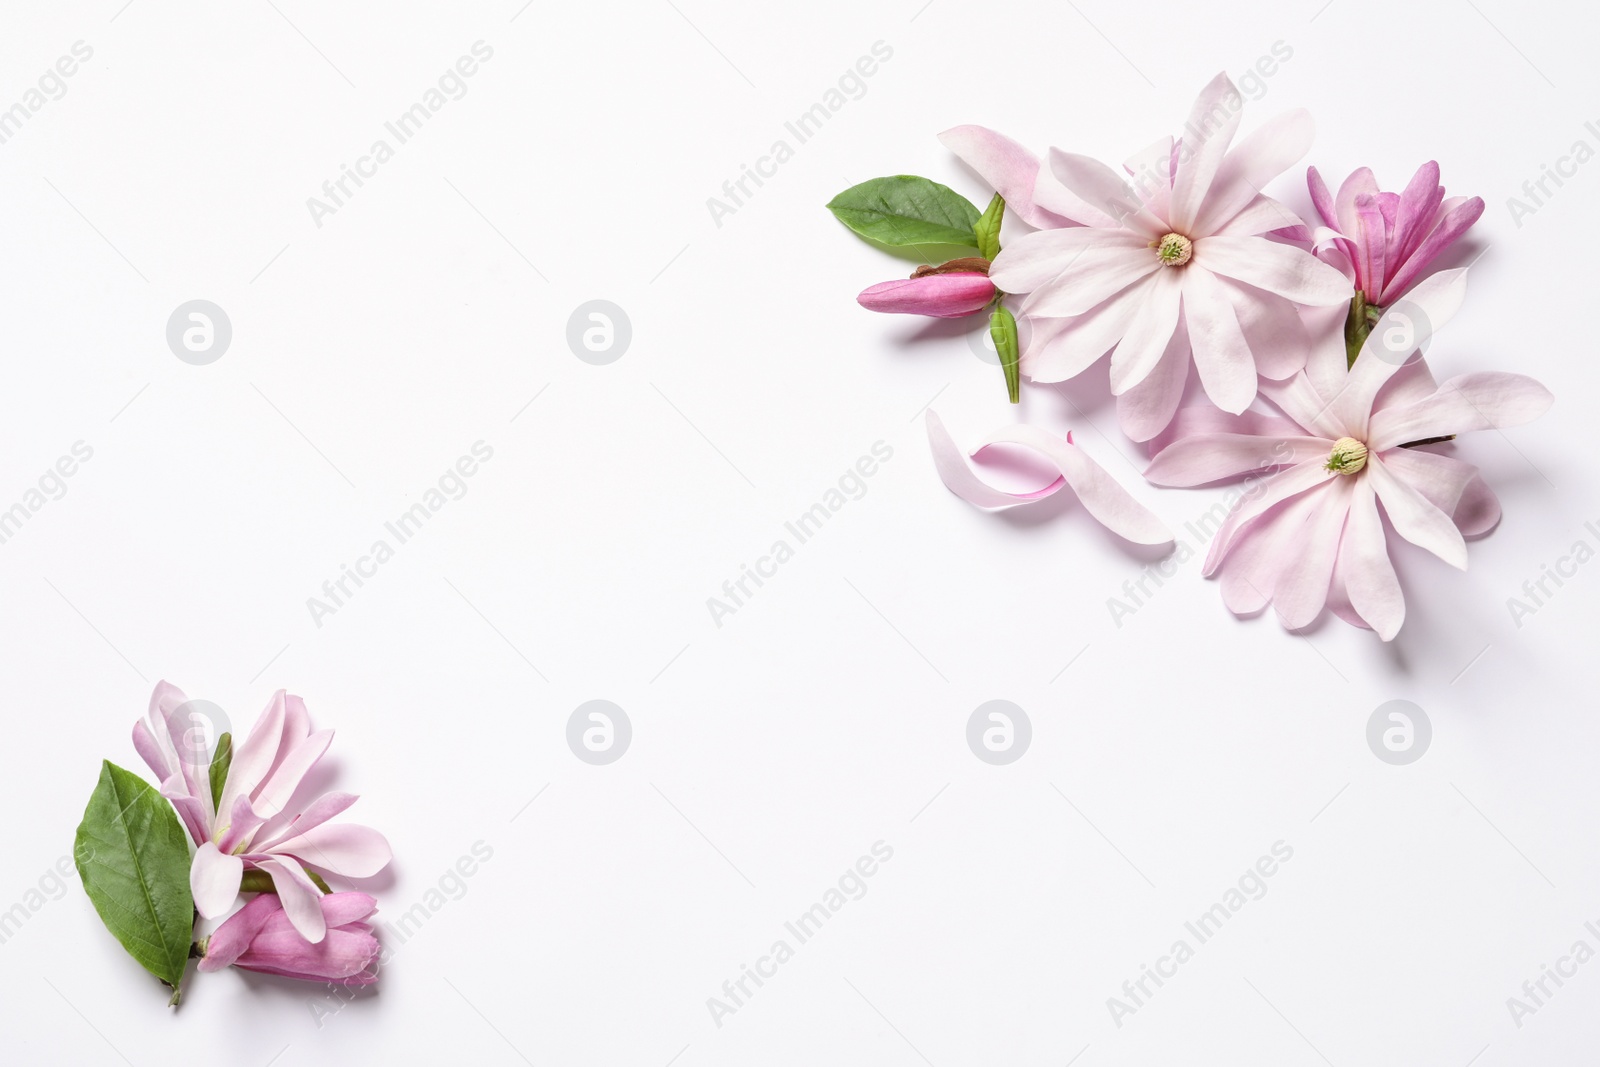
[925,412,1172,544]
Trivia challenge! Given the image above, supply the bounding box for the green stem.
[990,302,1020,404]
[1344,293,1382,367]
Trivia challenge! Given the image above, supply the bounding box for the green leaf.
[827,176,981,250]
[74,761,194,993]
[208,732,231,810]
[974,193,1005,260]
[990,304,1021,404]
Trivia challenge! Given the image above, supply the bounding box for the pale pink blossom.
[1143,270,1551,637]
[199,891,380,986]
[950,74,1351,440]
[134,683,391,943]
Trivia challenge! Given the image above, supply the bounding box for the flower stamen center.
[1325,437,1369,475]
[1155,232,1192,267]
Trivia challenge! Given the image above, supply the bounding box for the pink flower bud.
[857,271,996,318]
[199,891,381,986]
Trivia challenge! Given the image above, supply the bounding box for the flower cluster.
[74,683,390,1004]
[830,74,1550,638]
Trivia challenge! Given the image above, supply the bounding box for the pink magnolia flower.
[926,411,1172,545]
[858,262,996,318]
[199,891,380,986]
[951,74,1352,440]
[134,682,391,943]
[1307,161,1484,308]
[1143,270,1551,637]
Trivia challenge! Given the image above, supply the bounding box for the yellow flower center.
[1325,437,1369,475]
[1155,233,1192,266]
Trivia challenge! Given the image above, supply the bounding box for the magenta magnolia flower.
[1307,161,1484,308]
[199,891,380,986]
[134,682,391,943]
[1143,270,1550,637]
[857,261,996,318]
[950,74,1351,440]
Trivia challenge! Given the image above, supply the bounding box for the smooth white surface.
[1,1,1596,1063]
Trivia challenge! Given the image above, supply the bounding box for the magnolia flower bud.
[857,259,996,318]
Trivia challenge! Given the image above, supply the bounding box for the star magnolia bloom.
[949,74,1352,440]
[857,265,995,318]
[926,411,1172,544]
[1308,161,1484,307]
[134,682,391,943]
[199,891,380,986]
[1143,270,1552,637]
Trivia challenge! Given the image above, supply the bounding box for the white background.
[1,0,1597,1063]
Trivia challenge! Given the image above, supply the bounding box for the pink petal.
[1339,478,1405,639]
[938,125,1086,229]
[1380,196,1485,304]
[215,689,289,827]
[1226,283,1309,380]
[1306,166,1338,230]
[1123,135,1174,219]
[1390,161,1444,269]
[1015,245,1162,319]
[1211,195,1307,237]
[1169,72,1243,233]
[1203,461,1332,575]
[1108,267,1183,394]
[1151,406,1306,452]
[252,855,328,943]
[989,227,1145,293]
[1195,235,1352,306]
[216,794,271,855]
[1367,372,1553,451]
[1182,266,1257,413]
[1046,149,1168,239]
[1195,107,1314,236]
[1336,268,1470,434]
[1020,280,1147,383]
[1257,373,1343,440]
[252,791,361,852]
[271,823,393,879]
[197,892,280,972]
[191,841,245,919]
[1272,476,1353,629]
[925,412,1172,543]
[1453,475,1502,537]
[1218,490,1322,615]
[1115,319,1190,443]
[1376,448,1479,517]
[1366,454,1468,569]
[1145,433,1332,487]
